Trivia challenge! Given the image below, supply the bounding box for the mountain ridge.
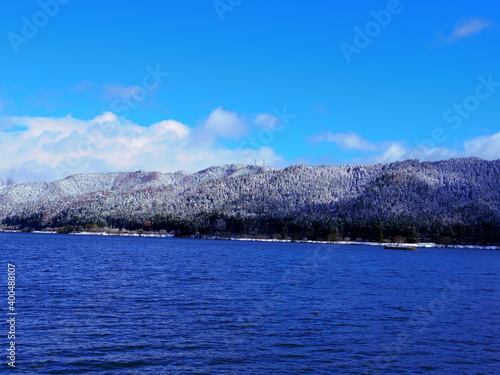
[1,158,499,245]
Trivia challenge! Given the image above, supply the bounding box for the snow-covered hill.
[1,158,499,244]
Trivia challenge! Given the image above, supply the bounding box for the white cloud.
[310,129,500,164]
[150,120,190,140]
[366,132,500,164]
[254,113,281,129]
[0,110,284,183]
[372,142,409,163]
[202,106,247,140]
[91,112,118,124]
[311,131,377,151]
[440,17,493,43]
[4,109,497,184]
[462,132,500,159]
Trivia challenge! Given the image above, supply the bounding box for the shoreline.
[1,229,499,250]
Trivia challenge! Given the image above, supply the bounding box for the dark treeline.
[3,210,499,245]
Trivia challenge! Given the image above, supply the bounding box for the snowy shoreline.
[227,237,500,250]
[1,229,499,250]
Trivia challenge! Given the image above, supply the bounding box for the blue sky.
[1,0,499,182]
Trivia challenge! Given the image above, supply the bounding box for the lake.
[1,232,499,374]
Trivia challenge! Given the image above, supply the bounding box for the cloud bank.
[0,108,285,183]
[3,107,499,184]
[312,130,500,164]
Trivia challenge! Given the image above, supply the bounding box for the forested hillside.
[1,158,499,245]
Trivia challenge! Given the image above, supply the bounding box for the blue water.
[1,232,499,374]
